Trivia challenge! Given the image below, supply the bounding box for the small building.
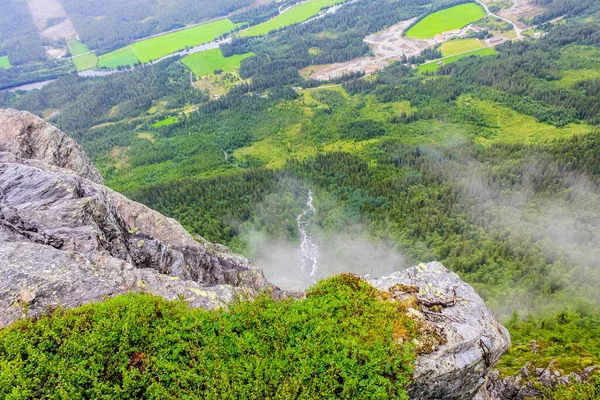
[434,34,445,43]
[488,36,505,45]
[473,26,482,32]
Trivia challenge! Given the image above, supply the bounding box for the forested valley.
[1,0,600,393]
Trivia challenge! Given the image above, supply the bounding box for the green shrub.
[0,274,418,399]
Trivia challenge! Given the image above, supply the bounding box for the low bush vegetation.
[0,275,419,399]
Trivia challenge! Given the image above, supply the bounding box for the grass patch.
[182,48,253,77]
[471,97,593,144]
[0,56,10,69]
[67,40,91,56]
[152,116,180,127]
[418,47,497,73]
[98,47,140,69]
[0,276,420,398]
[241,0,345,37]
[440,38,485,56]
[406,3,486,39]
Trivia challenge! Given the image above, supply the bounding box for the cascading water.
[297,189,319,276]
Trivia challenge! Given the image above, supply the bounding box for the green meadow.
[98,47,140,69]
[241,0,345,37]
[67,40,91,56]
[418,47,497,73]
[440,38,485,56]
[98,19,239,68]
[406,3,486,39]
[0,56,10,69]
[182,49,253,77]
[152,116,180,127]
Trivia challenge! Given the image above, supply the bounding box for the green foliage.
[544,374,600,399]
[0,275,418,399]
[498,310,600,376]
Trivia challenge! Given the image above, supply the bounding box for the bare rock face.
[366,262,511,400]
[0,108,274,325]
[0,108,103,184]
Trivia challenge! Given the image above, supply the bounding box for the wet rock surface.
[367,262,511,400]
[0,109,275,325]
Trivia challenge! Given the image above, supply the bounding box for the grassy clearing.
[67,40,90,56]
[152,116,180,127]
[471,97,593,144]
[440,38,485,56]
[98,47,140,69]
[0,56,10,69]
[241,0,345,37]
[418,47,497,73]
[558,69,600,88]
[182,49,253,77]
[406,3,486,39]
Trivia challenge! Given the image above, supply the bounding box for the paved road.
[474,0,523,39]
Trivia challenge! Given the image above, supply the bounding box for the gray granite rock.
[0,108,275,325]
[366,262,511,400]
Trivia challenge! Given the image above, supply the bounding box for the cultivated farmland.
[406,3,486,39]
[98,19,240,68]
[182,49,253,77]
[241,0,345,37]
[440,38,485,56]
[418,47,497,73]
[0,56,10,69]
[98,47,140,69]
[68,40,98,71]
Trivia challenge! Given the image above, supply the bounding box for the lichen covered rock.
[367,262,511,400]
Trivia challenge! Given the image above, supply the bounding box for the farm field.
[418,47,497,73]
[406,3,486,39]
[182,49,253,77]
[68,40,98,71]
[0,56,10,69]
[440,38,485,56]
[98,47,140,69]
[73,53,99,71]
[98,19,239,68]
[241,0,345,37]
[152,116,180,127]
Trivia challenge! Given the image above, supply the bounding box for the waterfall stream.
[297,190,319,276]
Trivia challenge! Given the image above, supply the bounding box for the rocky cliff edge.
[0,108,276,325]
[0,109,512,399]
